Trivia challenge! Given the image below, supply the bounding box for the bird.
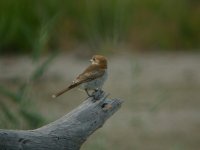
[52,55,108,99]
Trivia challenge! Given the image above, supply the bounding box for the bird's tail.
[52,83,80,98]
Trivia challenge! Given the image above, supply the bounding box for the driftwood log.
[0,92,123,150]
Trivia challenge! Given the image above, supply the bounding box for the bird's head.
[90,55,107,69]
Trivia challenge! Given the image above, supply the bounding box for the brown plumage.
[52,55,108,98]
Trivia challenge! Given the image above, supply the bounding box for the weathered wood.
[0,93,123,150]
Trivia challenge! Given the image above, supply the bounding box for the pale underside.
[80,70,108,90]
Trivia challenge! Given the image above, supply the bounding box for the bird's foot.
[91,90,104,102]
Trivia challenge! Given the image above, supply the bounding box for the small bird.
[52,55,108,99]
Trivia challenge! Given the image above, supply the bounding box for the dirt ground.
[0,51,200,150]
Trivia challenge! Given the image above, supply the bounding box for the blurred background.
[0,0,200,150]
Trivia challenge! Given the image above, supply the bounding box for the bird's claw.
[91,90,104,102]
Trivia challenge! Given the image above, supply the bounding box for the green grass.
[0,54,55,129]
[0,0,199,56]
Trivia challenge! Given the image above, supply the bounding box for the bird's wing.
[74,64,105,84]
[52,65,105,98]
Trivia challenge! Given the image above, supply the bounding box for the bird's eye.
[93,58,96,61]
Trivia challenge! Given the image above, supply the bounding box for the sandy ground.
[0,51,200,150]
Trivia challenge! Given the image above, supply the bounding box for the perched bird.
[52,55,108,98]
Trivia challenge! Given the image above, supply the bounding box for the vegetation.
[0,0,199,56]
[0,54,55,129]
[0,1,199,148]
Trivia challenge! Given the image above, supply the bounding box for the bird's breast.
[81,70,108,90]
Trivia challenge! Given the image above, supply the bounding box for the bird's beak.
[90,59,93,62]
